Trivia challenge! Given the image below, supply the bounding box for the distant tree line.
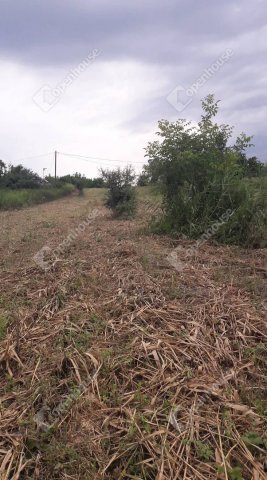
[46,173,104,190]
[0,161,104,190]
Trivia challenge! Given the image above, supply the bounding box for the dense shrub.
[0,161,105,192]
[101,166,136,218]
[1,164,42,189]
[145,95,266,247]
[0,160,6,184]
[137,172,150,186]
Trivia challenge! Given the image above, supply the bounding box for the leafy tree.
[3,164,42,189]
[137,172,150,186]
[144,95,266,246]
[101,166,136,218]
[0,160,7,186]
[0,160,6,177]
[91,177,105,188]
[239,155,264,177]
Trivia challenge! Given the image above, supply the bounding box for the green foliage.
[0,314,9,340]
[194,440,213,461]
[242,431,265,448]
[101,166,136,218]
[244,342,266,364]
[145,95,266,246]
[253,399,267,418]
[0,160,7,180]
[241,156,264,177]
[217,465,244,480]
[0,161,100,196]
[228,466,244,480]
[137,172,151,186]
[0,183,75,210]
[1,164,42,189]
[48,173,104,190]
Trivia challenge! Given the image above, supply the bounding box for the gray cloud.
[0,0,265,66]
[0,0,266,163]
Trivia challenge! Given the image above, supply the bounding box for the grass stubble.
[0,188,266,479]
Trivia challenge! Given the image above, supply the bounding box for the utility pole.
[54,150,57,181]
[43,167,47,179]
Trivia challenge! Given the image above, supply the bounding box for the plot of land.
[0,188,266,479]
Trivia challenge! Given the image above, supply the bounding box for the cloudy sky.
[0,0,266,177]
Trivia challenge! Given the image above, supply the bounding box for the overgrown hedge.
[0,184,75,210]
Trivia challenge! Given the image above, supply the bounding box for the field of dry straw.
[0,188,266,479]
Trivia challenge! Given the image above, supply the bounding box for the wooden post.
[54,150,57,181]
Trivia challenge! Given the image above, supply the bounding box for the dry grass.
[0,187,266,479]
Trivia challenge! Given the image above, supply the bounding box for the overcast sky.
[0,0,266,177]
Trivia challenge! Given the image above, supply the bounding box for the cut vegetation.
[0,188,266,479]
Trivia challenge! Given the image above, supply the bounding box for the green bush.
[0,314,9,340]
[215,177,266,246]
[101,166,136,218]
[0,163,42,189]
[0,183,75,210]
[46,173,105,190]
[113,189,136,218]
[145,95,266,247]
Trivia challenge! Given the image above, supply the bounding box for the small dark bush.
[101,166,136,218]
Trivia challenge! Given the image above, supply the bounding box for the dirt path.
[0,189,266,479]
[0,189,106,271]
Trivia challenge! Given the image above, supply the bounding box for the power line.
[7,150,145,167]
[54,150,57,180]
[12,152,53,163]
[58,151,144,165]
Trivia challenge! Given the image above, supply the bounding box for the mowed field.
[0,188,266,480]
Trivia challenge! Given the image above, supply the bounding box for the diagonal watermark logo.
[167,48,234,113]
[33,48,101,112]
[33,208,102,271]
[167,209,234,272]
